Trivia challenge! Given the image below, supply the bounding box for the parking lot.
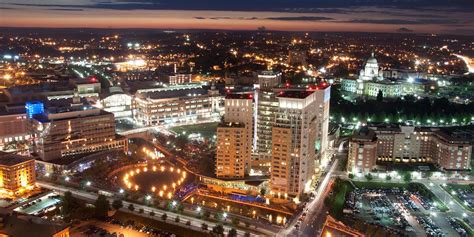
[345,187,461,237]
[71,218,177,237]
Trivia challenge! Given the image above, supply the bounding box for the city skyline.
[1,0,473,35]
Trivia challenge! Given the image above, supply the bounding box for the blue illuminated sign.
[25,101,44,118]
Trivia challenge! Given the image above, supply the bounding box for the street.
[278,149,345,237]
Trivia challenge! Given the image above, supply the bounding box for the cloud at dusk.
[0,0,473,34]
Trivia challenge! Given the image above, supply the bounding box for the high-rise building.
[29,101,127,161]
[215,93,254,178]
[254,71,281,173]
[270,89,323,198]
[0,152,36,197]
[215,122,248,178]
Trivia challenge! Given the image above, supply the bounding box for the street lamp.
[119,189,124,194]
[223,212,228,219]
[172,201,177,206]
[65,177,70,182]
[86,181,92,186]
[196,206,201,212]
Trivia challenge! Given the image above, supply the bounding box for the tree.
[385,175,392,181]
[175,215,180,223]
[260,188,266,196]
[177,204,184,213]
[403,172,412,183]
[94,195,110,218]
[201,223,208,231]
[186,220,191,226]
[153,199,160,208]
[212,224,225,236]
[204,210,211,219]
[128,204,135,211]
[112,199,123,210]
[376,90,383,102]
[244,232,251,237]
[60,191,78,215]
[231,217,240,226]
[365,173,373,181]
[348,173,355,179]
[139,208,144,214]
[150,211,155,216]
[161,213,167,222]
[228,228,238,237]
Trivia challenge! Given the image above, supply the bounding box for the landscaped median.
[324,178,354,219]
[455,218,474,236]
[440,183,474,212]
[351,181,449,212]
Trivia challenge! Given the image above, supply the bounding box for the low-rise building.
[347,125,473,172]
[133,84,223,126]
[347,128,378,173]
[0,152,35,197]
[0,212,69,237]
[28,101,127,161]
[0,104,29,151]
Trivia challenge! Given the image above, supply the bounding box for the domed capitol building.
[341,53,433,98]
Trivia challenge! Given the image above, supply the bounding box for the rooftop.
[276,90,314,99]
[0,213,68,237]
[352,127,377,141]
[218,122,245,128]
[4,82,73,95]
[138,87,208,100]
[0,152,33,166]
[225,92,254,100]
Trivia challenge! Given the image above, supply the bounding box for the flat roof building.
[29,101,127,161]
[0,152,36,198]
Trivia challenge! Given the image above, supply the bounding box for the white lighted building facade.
[133,85,223,126]
[97,87,133,119]
[254,71,281,172]
[340,53,427,98]
[270,89,328,198]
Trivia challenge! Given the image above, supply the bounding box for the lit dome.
[366,52,377,64]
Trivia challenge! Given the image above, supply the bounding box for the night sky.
[0,0,473,34]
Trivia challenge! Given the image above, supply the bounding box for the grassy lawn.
[326,179,353,218]
[353,181,408,189]
[170,122,219,138]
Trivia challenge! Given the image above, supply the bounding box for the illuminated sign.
[25,101,44,118]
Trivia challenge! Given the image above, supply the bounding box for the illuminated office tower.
[254,71,281,173]
[215,93,254,178]
[270,84,330,199]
